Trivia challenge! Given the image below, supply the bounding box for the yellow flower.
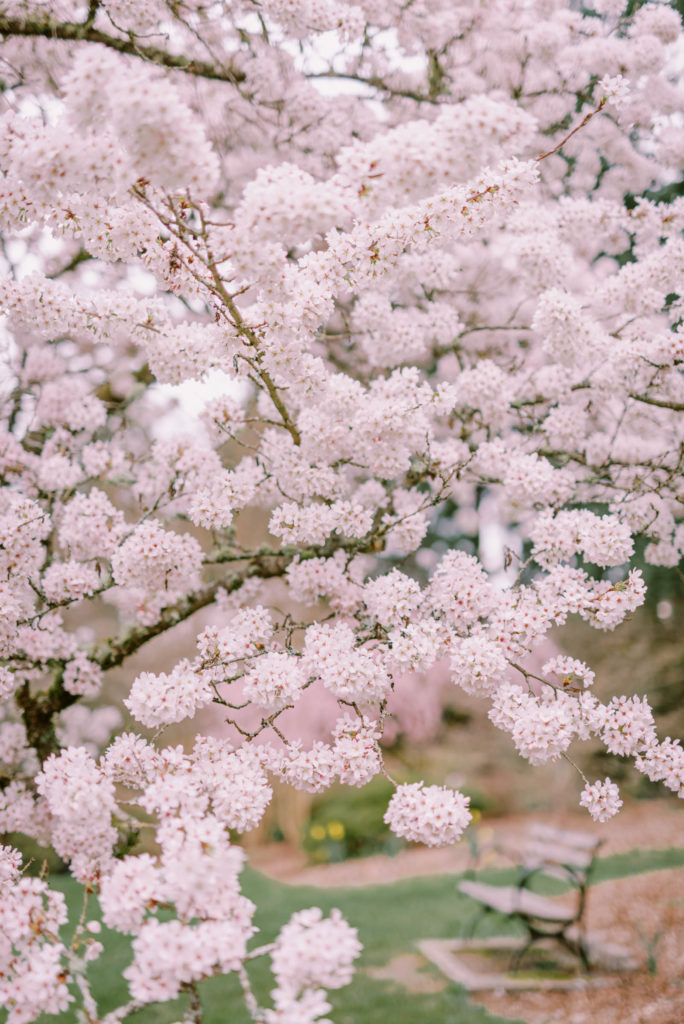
[327,821,345,840]
[309,824,326,841]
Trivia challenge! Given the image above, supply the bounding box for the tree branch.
[306,69,438,104]
[629,392,684,412]
[0,14,246,85]
[536,98,606,162]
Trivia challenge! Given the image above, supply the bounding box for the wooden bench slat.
[524,840,594,870]
[458,881,576,923]
[527,823,601,851]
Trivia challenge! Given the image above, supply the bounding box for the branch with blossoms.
[0,9,443,104]
[0,12,247,85]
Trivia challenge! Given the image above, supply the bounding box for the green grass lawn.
[42,845,684,1024]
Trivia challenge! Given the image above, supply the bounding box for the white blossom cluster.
[579,778,623,822]
[384,783,472,847]
[271,908,361,999]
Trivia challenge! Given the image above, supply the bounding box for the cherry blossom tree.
[1,0,683,1020]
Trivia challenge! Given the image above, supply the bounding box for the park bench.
[458,822,603,970]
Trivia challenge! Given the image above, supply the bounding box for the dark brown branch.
[628,393,684,413]
[89,564,281,672]
[199,240,303,447]
[47,249,93,279]
[15,671,78,765]
[306,69,438,104]
[87,532,386,671]
[16,505,390,763]
[0,14,245,85]
[89,582,226,672]
[15,561,282,762]
[536,98,606,162]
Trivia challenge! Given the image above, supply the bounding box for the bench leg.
[558,930,591,972]
[462,904,491,940]
[509,925,539,972]
[509,925,592,974]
